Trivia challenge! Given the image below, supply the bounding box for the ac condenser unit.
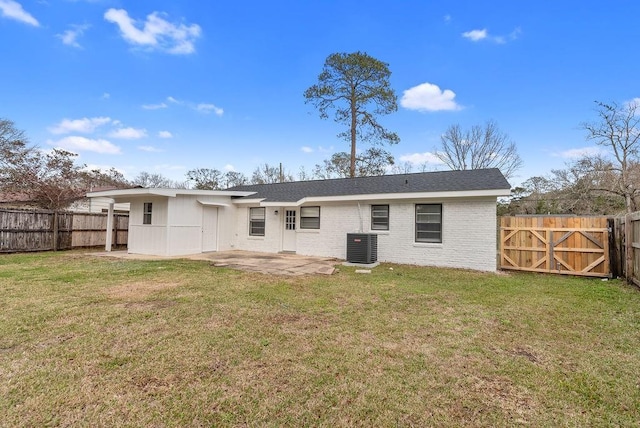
[346,233,378,264]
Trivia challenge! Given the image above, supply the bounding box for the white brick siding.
[294,198,498,271]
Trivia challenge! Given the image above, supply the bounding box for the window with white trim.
[415,204,442,243]
[371,204,389,230]
[249,207,265,236]
[300,206,320,229]
[143,202,152,225]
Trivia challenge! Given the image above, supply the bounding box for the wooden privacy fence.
[0,209,128,253]
[500,216,610,278]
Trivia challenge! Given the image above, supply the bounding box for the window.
[249,207,265,236]
[300,206,320,229]
[143,202,152,225]
[371,205,389,230]
[415,204,442,243]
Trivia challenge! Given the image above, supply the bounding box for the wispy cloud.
[137,145,163,152]
[0,0,39,26]
[401,82,462,112]
[301,146,313,153]
[109,127,147,139]
[399,152,444,165]
[104,8,201,54]
[462,27,521,44]
[47,136,121,154]
[157,130,172,138]
[196,103,224,116]
[223,164,235,172]
[142,102,167,110]
[552,146,607,159]
[49,117,111,134]
[57,23,90,48]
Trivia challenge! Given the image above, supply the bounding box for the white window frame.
[371,204,389,231]
[415,204,442,243]
[300,206,320,229]
[143,202,152,225]
[249,207,266,236]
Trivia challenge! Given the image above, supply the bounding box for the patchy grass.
[1,251,639,427]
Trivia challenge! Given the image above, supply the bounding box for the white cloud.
[109,127,147,139]
[399,152,444,165]
[462,27,520,44]
[301,146,313,153]
[157,130,172,138]
[462,28,487,42]
[104,8,201,55]
[401,82,461,112]
[49,117,112,134]
[142,102,167,110]
[102,92,110,99]
[57,24,90,48]
[48,136,121,154]
[196,103,224,116]
[138,145,163,152]
[0,0,39,26]
[167,96,181,104]
[443,14,451,23]
[223,164,235,172]
[552,146,606,159]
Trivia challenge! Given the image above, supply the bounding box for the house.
[87,168,511,271]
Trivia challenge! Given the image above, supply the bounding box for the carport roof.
[229,168,511,203]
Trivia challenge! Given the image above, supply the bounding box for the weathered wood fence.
[0,209,128,253]
[500,216,610,278]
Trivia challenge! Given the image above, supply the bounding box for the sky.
[1,0,639,187]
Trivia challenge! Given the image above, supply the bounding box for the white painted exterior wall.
[232,197,498,271]
[127,194,238,256]
[70,197,130,213]
[96,190,500,271]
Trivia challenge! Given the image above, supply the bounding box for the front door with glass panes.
[282,209,297,252]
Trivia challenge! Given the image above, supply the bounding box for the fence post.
[105,202,114,252]
[52,211,59,251]
[625,213,632,282]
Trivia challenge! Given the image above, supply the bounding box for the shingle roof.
[229,168,510,203]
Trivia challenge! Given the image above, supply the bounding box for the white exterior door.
[282,209,297,252]
[202,207,218,252]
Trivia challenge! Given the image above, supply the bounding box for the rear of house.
[88,168,510,271]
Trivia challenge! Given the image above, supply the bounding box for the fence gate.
[500,216,610,277]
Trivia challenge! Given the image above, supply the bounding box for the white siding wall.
[376,198,497,271]
[234,206,282,253]
[70,197,130,213]
[128,197,168,255]
[293,198,498,272]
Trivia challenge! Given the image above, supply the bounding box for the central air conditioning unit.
[346,233,378,264]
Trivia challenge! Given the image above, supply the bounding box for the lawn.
[1,251,639,427]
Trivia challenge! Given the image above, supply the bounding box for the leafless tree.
[581,100,640,213]
[313,147,394,179]
[132,171,188,189]
[250,163,294,184]
[435,120,522,180]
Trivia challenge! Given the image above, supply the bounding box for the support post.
[52,211,59,251]
[105,202,114,252]
[625,213,632,282]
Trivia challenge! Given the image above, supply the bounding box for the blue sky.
[1,0,638,186]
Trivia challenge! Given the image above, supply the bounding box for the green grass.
[1,251,639,427]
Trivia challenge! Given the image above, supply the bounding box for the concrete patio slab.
[88,250,339,276]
